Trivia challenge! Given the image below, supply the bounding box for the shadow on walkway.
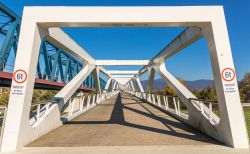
[67,92,222,145]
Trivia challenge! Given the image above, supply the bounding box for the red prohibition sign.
[221,68,235,82]
[13,69,28,83]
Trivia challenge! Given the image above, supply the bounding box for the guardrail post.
[70,99,75,116]
[87,95,90,108]
[157,95,161,107]
[36,104,41,122]
[177,99,181,116]
[164,96,169,110]
[68,99,72,116]
[200,101,204,114]
[92,94,96,104]
[45,102,50,115]
[173,97,178,115]
[80,96,85,111]
[97,94,100,103]
[152,94,156,104]
[209,102,212,123]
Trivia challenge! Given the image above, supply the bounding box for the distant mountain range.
[141,79,215,91]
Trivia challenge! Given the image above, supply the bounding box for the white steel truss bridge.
[0,5,249,153]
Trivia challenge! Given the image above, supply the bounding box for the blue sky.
[1,0,250,81]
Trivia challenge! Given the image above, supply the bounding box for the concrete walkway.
[28,92,221,147]
[5,92,249,153]
[11,146,250,154]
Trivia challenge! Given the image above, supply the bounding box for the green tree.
[192,89,201,98]
[164,78,186,95]
[198,86,217,101]
[238,73,250,103]
[0,87,10,105]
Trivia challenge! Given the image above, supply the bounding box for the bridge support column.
[93,67,101,94]
[1,23,47,152]
[109,79,114,91]
[135,77,144,92]
[147,68,155,93]
[129,80,135,91]
[104,78,112,92]
[115,82,119,90]
[112,81,117,91]
[201,23,249,148]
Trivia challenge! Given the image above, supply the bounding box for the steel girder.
[0,2,20,71]
[0,2,106,89]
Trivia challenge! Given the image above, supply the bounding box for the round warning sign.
[221,68,235,82]
[13,69,27,83]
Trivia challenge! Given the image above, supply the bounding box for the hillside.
[141,79,214,91]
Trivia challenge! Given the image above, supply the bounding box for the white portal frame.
[1,6,249,152]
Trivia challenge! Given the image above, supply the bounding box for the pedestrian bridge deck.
[28,92,221,147]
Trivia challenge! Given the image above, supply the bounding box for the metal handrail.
[189,98,218,104]
[65,91,119,118]
[127,90,220,125]
[131,91,179,98]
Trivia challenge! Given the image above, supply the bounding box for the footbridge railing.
[28,91,119,127]
[189,98,220,125]
[29,102,55,127]
[127,91,220,126]
[128,91,188,118]
[61,91,119,121]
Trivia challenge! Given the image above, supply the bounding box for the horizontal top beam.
[107,70,139,74]
[114,78,131,80]
[95,60,149,66]
[24,6,223,28]
[111,75,134,78]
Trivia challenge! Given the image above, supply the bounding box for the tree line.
[0,88,57,105]
[164,73,250,103]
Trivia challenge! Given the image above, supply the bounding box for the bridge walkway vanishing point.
[28,92,221,147]
[1,5,250,152]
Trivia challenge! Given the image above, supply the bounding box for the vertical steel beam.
[72,63,78,77]
[93,67,101,94]
[147,68,155,93]
[129,80,135,91]
[0,20,19,70]
[42,41,52,80]
[104,78,112,92]
[36,56,42,79]
[64,59,70,83]
[136,77,144,92]
[57,51,64,82]
[50,50,60,81]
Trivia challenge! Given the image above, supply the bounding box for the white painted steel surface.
[1,6,248,152]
